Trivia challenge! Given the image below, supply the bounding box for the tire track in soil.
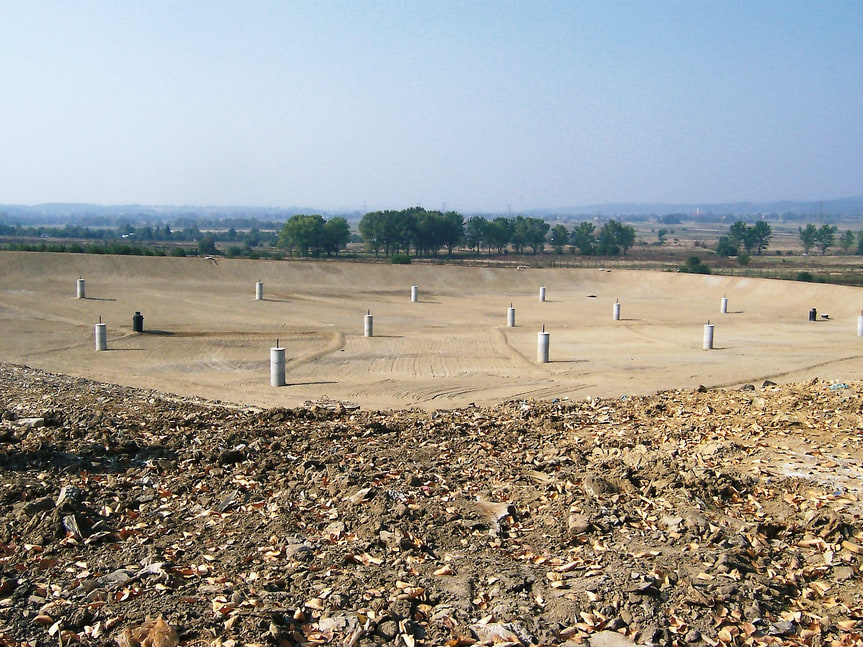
[708,353,863,391]
[134,331,337,374]
[333,327,587,405]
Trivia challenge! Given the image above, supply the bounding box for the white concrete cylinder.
[364,313,374,337]
[411,285,418,303]
[270,347,286,387]
[539,286,546,302]
[703,323,714,350]
[613,301,621,321]
[255,281,263,300]
[76,278,86,299]
[537,331,550,363]
[94,323,107,351]
[721,297,728,314]
[857,315,863,337]
[507,307,515,327]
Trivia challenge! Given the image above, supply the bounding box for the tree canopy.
[358,208,464,257]
[277,214,351,257]
[721,221,772,256]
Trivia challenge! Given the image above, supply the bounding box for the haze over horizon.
[1,1,860,214]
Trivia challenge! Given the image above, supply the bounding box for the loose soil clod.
[1,363,861,647]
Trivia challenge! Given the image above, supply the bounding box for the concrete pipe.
[537,329,550,363]
[703,323,714,350]
[95,323,107,351]
[270,346,286,387]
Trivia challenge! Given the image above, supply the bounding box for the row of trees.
[466,217,635,256]
[279,209,641,258]
[358,208,464,257]
[564,219,637,256]
[13,209,863,261]
[276,215,352,257]
[715,220,863,258]
[0,221,279,250]
[800,225,863,255]
[464,215,551,254]
[716,221,773,257]
[797,224,852,255]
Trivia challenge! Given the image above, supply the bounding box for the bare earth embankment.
[2,252,863,409]
[1,253,862,647]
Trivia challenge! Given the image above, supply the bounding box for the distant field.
[2,251,863,410]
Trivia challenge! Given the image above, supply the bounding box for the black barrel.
[132,311,144,333]
[809,308,817,322]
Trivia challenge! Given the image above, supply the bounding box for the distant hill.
[526,196,863,218]
[1,197,861,225]
[0,204,323,226]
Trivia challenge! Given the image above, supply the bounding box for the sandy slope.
[1,251,862,410]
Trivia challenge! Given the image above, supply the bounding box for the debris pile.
[1,363,861,646]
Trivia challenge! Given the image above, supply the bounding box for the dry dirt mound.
[1,363,862,647]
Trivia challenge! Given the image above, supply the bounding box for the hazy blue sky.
[1,1,860,213]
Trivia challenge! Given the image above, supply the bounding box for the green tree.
[723,221,770,256]
[570,222,596,255]
[359,211,384,256]
[440,211,465,256]
[412,210,439,257]
[597,220,623,255]
[727,221,748,253]
[322,217,351,256]
[617,223,636,256]
[750,221,772,255]
[278,214,325,256]
[487,218,513,254]
[524,217,550,254]
[550,224,569,254]
[716,236,737,257]
[465,216,488,252]
[798,224,818,254]
[389,209,416,255]
[839,229,855,253]
[197,235,217,257]
[509,216,529,254]
[814,224,837,255]
[680,256,711,274]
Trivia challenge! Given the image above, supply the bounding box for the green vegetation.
[798,224,818,254]
[358,208,464,257]
[815,224,837,255]
[799,223,839,255]
[718,220,772,256]
[277,215,351,257]
[4,205,863,287]
[679,256,711,274]
[594,219,637,256]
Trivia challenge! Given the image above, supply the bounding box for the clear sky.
[1,1,860,213]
